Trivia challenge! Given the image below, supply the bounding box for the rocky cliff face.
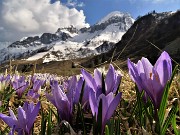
[80,12,133,33]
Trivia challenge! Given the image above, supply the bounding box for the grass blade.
[161,100,178,135]
[172,109,180,135]
[158,65,178,127]
[105,125,110,135]
[47,108,52,135]
[97,99,103,134]
[135,85,144,126]
[40,108,47,135]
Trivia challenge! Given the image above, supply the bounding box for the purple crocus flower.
[0,74,11,91]
[0,101,40,135]
[46,80,73,123]
[30,75,37,84]
[127,51,172,109]
[31,79,45,93]
[65,76,91,109]
[0,74,11,82]
[73,76,91,109]
[46,75,90,123]
[27,90,40,100]
[89,90,122,134]
[11,76,29,98]
[81,64,122,96]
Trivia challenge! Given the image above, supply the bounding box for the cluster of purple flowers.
[0,51,172,134]
[0,102,40,135]
[128,51,172,109]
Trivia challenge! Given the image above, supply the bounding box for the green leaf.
[108,118,114,135]
[102,73,106,94]
[75,103,86,133]
[47,108,52,135]
[93,114,97,135]
[161,100,178,135]
[143,101,154,130]
[105,125,110,135]
[4,89,14,101]
[172,107,180,135]
[97,99,103,134]
[31,123,34,135]
[50,108,58,122]
[115,116,121,135]
[135,85,145,126]
[78,103,86,135]
[40,108,47,135]
[78,80,85,104]
[158,65,178,128]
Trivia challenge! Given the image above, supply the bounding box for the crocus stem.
[154,109,161,134]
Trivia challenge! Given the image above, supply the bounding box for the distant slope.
[0,42,11,50]
[0,11,134,64]
[82,11,180,68]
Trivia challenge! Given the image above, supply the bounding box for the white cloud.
[145,0,180,3]
[144,0,165,3]
[128,0,136,4]
[0,27,4,31]
[129,0,179,3]
[0,0,89,41]
[66,0,85,7]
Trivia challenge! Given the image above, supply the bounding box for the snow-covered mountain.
[81,11,180,68]
[0,11,134,63]
[0,42,11,50]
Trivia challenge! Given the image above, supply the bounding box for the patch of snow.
[97,11,127,24]
[27,52,49,61]
[20,37,28,42]
[0,42,11,50]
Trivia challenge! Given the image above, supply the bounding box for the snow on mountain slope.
[98,11,128,24]
[0,11,134,63]
[0,42,11,50]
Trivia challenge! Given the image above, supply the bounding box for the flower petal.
[9,109,17,121]
[105,92,122,121]
[82,84,90,107]
[99,94,108,130]
[128,59,143,91]
[81,69,97,91]
[46,93,56,107]
[105,64,115,94]
[94,68,102,88]
[27,102,40,133]
[74,77,84,104]
[154,51,172,86]
[0,113,16,127]
[141,57,153,82]
[89,89,98,116]
[17,106,26,130]
[113,75,121,93]
[8,125,15,135]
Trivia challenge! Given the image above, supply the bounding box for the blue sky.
[58,0,180,25]
[0,0,179,41]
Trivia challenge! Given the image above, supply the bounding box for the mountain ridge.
[0,11,134,63]
[81,11,180,68]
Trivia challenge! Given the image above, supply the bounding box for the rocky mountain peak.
[0,11,135,63]
[56,25,78,34]
[97,11,132,25]
[81,10,180,68]
[80,11,134,33]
